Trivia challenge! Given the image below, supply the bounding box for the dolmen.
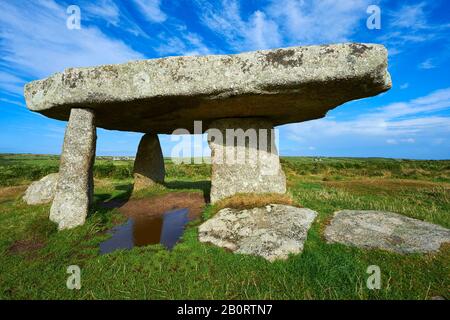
[24,43,391,230]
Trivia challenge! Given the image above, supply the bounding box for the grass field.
[0,154,449,299]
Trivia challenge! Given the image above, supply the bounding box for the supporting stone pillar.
[208,118,286,203]
[50,108,96,230]
[133,133,165,191]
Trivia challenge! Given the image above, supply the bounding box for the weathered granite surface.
[50,108,96,230]
[24,43,391,133]
[324,210,450,254]
[199,205,317,261]
[23,173,58,205]
[133,133,165,190]
[208,118,286,203]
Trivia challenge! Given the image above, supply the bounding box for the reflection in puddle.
[100,208,190,254]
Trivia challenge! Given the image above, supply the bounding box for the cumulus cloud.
[284,87,450,150]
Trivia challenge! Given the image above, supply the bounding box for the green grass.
[0,154,212,186]
[0,154,449,299]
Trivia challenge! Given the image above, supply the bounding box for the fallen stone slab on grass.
[198,204,317,261]
[324,210,450,254]
[23,173,58,205]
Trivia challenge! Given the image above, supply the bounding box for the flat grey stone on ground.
[24,43,391,133]
[133,133,165,191]
[324,210,450,254]
[50,108,96,230]
[198,204,317,261]
[208,118,286,203]
[23,173,58,205]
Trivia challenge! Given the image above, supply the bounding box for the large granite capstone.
[24,43,391,134]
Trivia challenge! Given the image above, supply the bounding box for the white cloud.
[82,0,149,37]
[0,0,144,95]
[155,27,211,56]
[387,47,402,56]
[418,58,436,69]
[411,88,450,106]
[246,10,281,50]
[266,0,370,45]
[183,32,212,55]
[0,71,25,96]
[378,31,434,48]
[379,2,450,55]
[400,83,409,89]
[386,138,415,145]
[196,0,371,50]
[133,0,167,23]
[196,0,281,51]
[389,2,427,29]
[285,87,450,143]
[84,0,121,26]
[0,97,24,107]
[386,139,397,145]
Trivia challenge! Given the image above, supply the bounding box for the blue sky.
[1,0,449,159]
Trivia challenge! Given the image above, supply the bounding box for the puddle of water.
[100,208,190,254]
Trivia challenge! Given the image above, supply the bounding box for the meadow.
[0,153,449,299]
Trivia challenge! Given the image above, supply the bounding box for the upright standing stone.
[133,133,165,191]
[50,108,96,230]
[208,118,286,203]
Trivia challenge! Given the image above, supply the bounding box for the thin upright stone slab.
[24,43,391,134]
[50,108,96,230]
[133,133,165,190]
[208,118,286,203]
